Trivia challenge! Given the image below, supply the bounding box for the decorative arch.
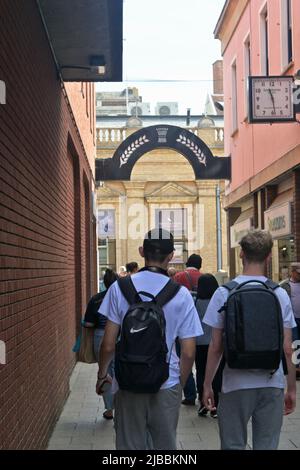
[96,125,231,181]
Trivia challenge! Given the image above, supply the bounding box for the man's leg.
[218,389,256,450]
[148,384,182,450]
[114,390,149,450]
[183,372,197,403]
[195,345,208,402]
[252,388,284,450]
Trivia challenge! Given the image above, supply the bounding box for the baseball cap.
[143,228,175,255]
[291,262,300,274]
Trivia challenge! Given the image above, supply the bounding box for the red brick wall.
[0,0,96,449]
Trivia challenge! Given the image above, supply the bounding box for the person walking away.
[280,262,300,379]
[126,262,139,275]
[195,274,224,418]
[174,254,202,294]
[174,254,203,406]
[203,230,297,450]
[83,268,118,420]
[96,228,203,450]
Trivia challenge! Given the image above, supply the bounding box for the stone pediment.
[147,182,195,197]
[145,182,197,203]
[97,184,124,201]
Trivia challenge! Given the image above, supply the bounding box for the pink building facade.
[215,0,300,279]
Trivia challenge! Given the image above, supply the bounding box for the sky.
[96,0,225,114]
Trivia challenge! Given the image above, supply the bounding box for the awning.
[233,208,254,225]
[37,0,123,82]
[266,189,294,211]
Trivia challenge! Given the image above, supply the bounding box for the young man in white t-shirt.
[96,228,203,450]
[203,230,297,450]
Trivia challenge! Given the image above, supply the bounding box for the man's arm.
[203,328,224,410]
[96,320,119,394]
[179,337,196,387]
[283,327,296,415]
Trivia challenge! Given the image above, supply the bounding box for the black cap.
[143,228,175,255]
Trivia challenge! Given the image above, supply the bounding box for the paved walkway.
[48,362,300,450]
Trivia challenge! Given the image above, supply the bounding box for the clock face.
[249,76,295,123]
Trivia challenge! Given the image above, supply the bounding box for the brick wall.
[0,0,96,449]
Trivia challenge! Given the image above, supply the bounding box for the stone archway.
[96,124,231,181]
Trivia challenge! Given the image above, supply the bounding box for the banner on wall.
[98,209,115,238]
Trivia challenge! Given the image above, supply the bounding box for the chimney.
[213,60,223,95]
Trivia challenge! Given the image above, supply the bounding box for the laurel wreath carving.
[176,134,207,166]
[119,135,150,167]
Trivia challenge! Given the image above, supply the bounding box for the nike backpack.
[220,280,284,371]
[115,276,180,393]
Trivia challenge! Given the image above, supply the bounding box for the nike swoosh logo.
[130,327,148,334]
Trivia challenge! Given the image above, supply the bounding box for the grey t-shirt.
[195,298,211,345]
[203,275,296,394]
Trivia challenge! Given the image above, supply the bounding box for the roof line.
[214,0,230,38]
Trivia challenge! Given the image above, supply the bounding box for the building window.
[260,5,269,75]
[231,60,238,133]
[155,208,187,239]
[281,0,293,69]
[244,36,251,117]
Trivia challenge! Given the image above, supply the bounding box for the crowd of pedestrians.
[81,228,299,450]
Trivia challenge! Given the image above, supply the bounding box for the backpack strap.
[155,279,181,308]
[184,270,195,291]
[117,276,139,305]
[265,279,280,290]
[222,281,239,291]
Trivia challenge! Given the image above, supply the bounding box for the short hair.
[197,274,219,300]
[186,254,202,270]
[239,230,273,263]
[103,269,118,289]
[126,262,138,273]
[144,251,170,264]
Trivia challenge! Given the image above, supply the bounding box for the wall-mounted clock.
[248,76,296,123]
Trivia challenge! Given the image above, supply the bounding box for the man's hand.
[202,384,216,411]
[284,390,296,415]
[96,374,112,395]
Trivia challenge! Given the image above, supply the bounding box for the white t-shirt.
[203,275,297,394]
[99,271,203,392]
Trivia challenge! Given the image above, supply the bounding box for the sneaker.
[198,405,208,417]
[210,410,218,419]
[181,399,195,406]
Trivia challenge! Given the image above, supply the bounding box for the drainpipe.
[216,184,223,271]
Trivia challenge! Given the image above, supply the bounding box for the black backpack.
[115,276,180,393]
[220,280,284,371]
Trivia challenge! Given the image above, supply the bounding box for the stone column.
[123,182,146,267]
[196,181,219,274]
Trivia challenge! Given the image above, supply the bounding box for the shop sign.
[264,202,292,239]
[230,219,252,249]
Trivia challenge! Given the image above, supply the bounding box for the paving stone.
[47,363,300,451]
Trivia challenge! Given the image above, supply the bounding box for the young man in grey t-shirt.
[203,230,296,450]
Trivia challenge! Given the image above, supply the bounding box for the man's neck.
[144,262,168,271]
[242,263,266,277]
